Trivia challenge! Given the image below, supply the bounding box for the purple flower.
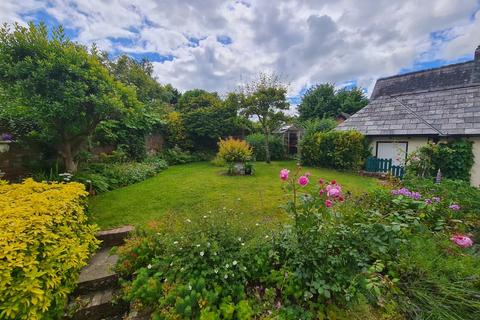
[433,197,441,203]
[1,133,12,141]
[424,199,432,205]
[391,187,422,200]
[449,204,461,211]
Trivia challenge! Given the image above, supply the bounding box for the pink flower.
[325,199,333,208]
[280,169,290,181]
[449,204,461,211]
[338,196,345,202]
[298,175,309,186]
[450,235,474,248]
[327,187,341,198]
[319,189,325,195]
[318,178,324,184]
[305,172,311,177]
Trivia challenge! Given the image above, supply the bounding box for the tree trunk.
[59,142,78,173]
[264,129,271,164]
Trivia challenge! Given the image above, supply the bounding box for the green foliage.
[160,146,211,165]
[0,23,142,172]
[245,133,285,161]
[298,84,368,121]
[301,130,369,170]
[116,211,271,319]
[405,139,474,182]
[75,157,168,193]
[300,118,337,136]
[395,236,480,320]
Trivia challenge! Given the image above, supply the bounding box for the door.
[376,141,408,166]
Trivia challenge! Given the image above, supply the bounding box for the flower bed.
[0,179,99,320]
[114,166,480,319]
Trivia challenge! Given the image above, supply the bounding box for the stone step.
[96,225,134,248]
[75,248,119,295]
[66,288,128,320]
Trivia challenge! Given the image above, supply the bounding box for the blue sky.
[2,0,480,107]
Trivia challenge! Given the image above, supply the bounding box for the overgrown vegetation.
[405,139,474,182]
[115,167,479,319]
[0,179,99,319]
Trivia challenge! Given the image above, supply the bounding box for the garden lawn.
[89,161,378,229]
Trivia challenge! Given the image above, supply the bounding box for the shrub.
[160,147,201,165]
[216,137,252,163]
[405,139,474,182]
[0,179,99,320]
[301,130,369,170]
[76,158,167,193]
[245,133,285,161]
[116,211,270,319]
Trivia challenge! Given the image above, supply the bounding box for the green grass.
[89,161,378,229]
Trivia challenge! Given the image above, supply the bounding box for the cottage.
[337,45,480,186]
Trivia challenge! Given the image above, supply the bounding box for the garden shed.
[337,44,480,186]
[275,125,304,155]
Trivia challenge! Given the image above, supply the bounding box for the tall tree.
[176,89,238,149]
[298,83,368,121]
[239,73,289,163]
[0,23,141,172]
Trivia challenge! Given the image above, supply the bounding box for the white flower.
[214,269,219,274]
[225,264,229,268]
[241,243,245,246]
[170,262,173,266]
[255,223,260,226]
[238,237,242,241]
[232,260,237,266]
[147,264,152,269]
[265,235,269,239]
[188,285,192,290]
[173,241,178,245]
[224,274,228,279]
[196,244,201,247]
[186,219,191,223]
[200,251,204,257]
[203,215,207,218]
[213,252,217,256]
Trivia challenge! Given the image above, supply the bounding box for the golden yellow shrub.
[217,137,253,163]
[0,179,99,320]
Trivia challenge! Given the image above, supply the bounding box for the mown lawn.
[89,161,378,229]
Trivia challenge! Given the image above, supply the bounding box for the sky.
[1,0,480,107]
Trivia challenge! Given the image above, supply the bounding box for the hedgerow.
[0,179,99,320]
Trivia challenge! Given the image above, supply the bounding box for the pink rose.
[450,235,473,248]
[298,175,309,186]
[325,199,333,208]
[280,169,290,181]
[327,187,340,198]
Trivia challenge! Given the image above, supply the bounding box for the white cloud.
[2,0,480,101]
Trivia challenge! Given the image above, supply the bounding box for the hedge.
[300,130,369,170]
[0,179,99,320]
[245,133,285,161]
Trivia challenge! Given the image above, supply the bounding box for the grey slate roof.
[337,46,480,136]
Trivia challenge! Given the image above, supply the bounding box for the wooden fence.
[365,157,405,178]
